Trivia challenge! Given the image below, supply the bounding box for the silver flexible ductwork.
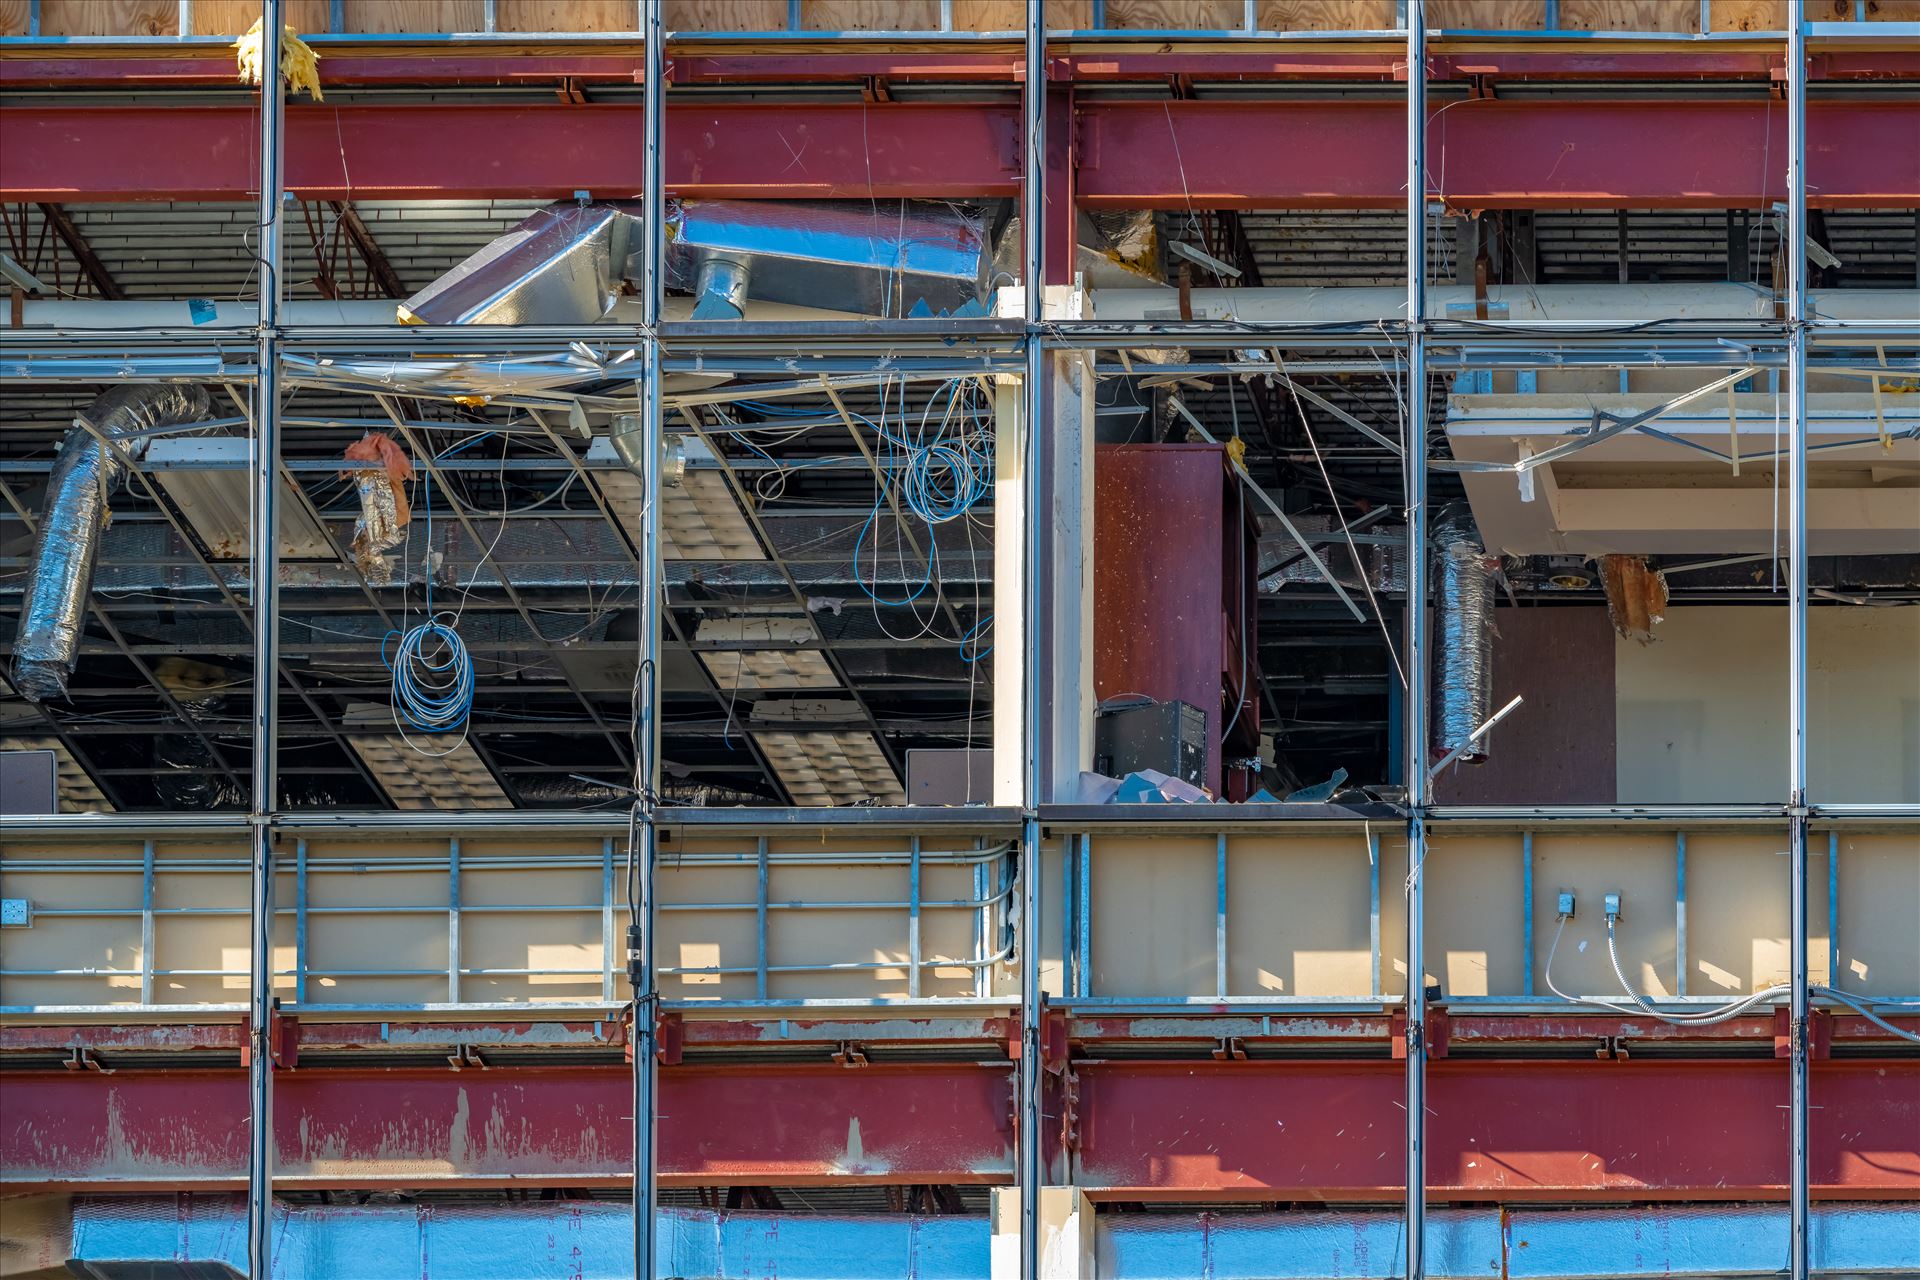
[12,384,212,701]
[399,199,989,326]
[1433,516,1498,765]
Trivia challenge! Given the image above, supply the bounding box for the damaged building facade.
[0,2,1917,1277]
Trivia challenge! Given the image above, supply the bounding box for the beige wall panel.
[1686,830,1815,992]
[657,865,756,1000]
[1040,841,1067,997]
[1562,0,1699,29]
[1834,832,1920,994]
[1374,835,1414,997]
[1619,606,1920,805]
[1616,606,1788,803]
[1530,832,1680,997]
[1225,834,1376,998]
[1809,607,1920,805]
[463,901,606,1003]
[1089,837,1215,997]
[1259,0,1399,29]
[1425,835,1525,998]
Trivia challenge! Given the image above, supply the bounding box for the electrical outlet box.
[1556,891,1576,919]
[0,899,30,928]
[1604,892,1622,919]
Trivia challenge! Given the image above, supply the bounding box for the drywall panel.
[1434,606,1616,806]
[1224,833,1377,997]
[1686,830,1824,992]
[1833,832,1920,996]
[1425,834,1526,998]
[1616,606,1789,804]
[1088,836,1217,997]
[1618,606,1920,805]
[1809,606,1920,805]
[1259,0,1399,29]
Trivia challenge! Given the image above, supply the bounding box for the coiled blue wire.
[382,450,475,737]
[851,378,993,607]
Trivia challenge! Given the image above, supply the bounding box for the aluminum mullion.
[247,2,284,1274]
[1785,12,1813,1280]
[1404,7,1430,1278]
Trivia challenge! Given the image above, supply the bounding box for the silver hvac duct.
[665,199,988,319]
[12,384,213,701]
[399,200,988,326]
[1432,515,1498,765]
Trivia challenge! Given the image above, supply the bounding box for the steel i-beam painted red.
[4,100,1914,208]
[0,104,1023,203]
[1077,99,1920,210]
[7,1055,1917,1197]
[1069,1058,1920,1202]
[0,1063,1017,1191]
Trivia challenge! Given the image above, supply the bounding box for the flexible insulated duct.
[12,384,212,701]
[1432,516,1498,765]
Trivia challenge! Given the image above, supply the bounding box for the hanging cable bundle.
[382,453,475,752]
[385,614,475,738]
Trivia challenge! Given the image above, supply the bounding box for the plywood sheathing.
[37,0,178,36]
[193,0,330,34]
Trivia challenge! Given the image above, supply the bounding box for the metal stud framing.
[3,3,1901,1278]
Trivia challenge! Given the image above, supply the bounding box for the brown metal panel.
[1094,445,1230,793]
[1434,605,1617,805]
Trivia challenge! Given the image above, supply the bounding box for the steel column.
[1785,10,1813,1280]
[632,7,666,1280]
[246,1,284,1276]
[1403,5,1429,1277]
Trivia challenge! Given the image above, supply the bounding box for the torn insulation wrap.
[1602,554,1669,644]
[342,432,414,585]
[1433,518,1499,765]
[12,385,213,701]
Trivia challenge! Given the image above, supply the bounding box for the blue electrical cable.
[382,445,475,744]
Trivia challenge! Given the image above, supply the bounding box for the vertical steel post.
[1018,2,1048,1276]
[1402,5,1430,1277]
[631,5,667,1278]
[246,2,284,1275]
[1785,9,1812,1280]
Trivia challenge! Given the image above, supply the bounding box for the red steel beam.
[0,103,1022,203]
[1071,1058,1920,1202]
[6,98,1916,207]
[1077,99,1920,209]
[1,1063,1016,1191]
